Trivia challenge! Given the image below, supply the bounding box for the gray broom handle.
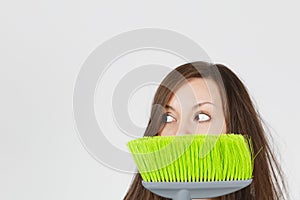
[173,189,191,200]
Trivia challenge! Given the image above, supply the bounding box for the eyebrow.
[165,102,214,112]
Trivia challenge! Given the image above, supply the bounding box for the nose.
[176,117,196,136]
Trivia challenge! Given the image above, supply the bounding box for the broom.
[127,133,254,200]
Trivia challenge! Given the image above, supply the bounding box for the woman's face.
[158,77,227,136]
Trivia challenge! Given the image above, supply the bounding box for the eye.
[162,113,176,123]
[195,113,211,122]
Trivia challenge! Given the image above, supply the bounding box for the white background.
[1,1,300,199]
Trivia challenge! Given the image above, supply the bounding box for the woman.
[124,61,288,200]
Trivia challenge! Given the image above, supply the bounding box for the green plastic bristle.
[127,134,254,182]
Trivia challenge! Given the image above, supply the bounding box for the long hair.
[123,61,288,200]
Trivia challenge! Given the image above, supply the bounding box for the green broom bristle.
[127,134,254,182]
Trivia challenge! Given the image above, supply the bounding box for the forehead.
[167,78,222,107]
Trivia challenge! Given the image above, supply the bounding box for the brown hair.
[123,61,288,200]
